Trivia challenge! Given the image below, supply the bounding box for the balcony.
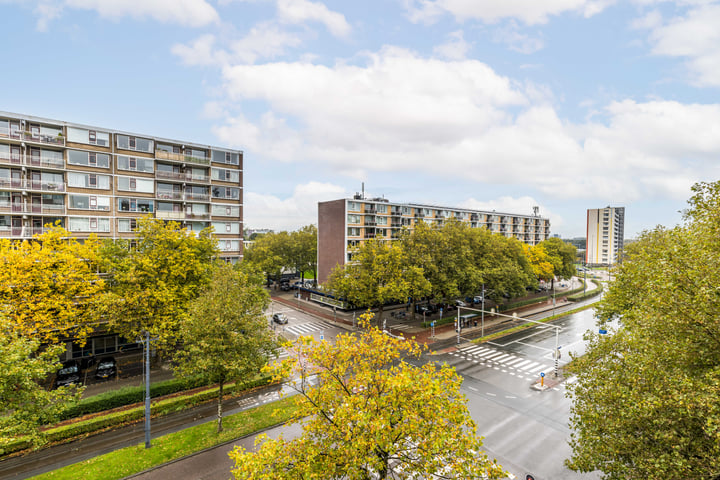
[156,170,188,181]
[185,192,210,202]
[0,152,23,166]
[156,191,183,201]
[365,206,377,214]
[156,211,185,220]
[364,220,376,226]
[0,226,51,238]
[0,178,65,192]
[0,204,66,215]
[185,212,210,220]
[28,156,65,169]
[155,150,210,166]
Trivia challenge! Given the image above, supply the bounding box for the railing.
[155,150,210,166]
[0,204,66,215]
[184,193,210,201]
[156,211,185,220]
[0,226,52,238]
[29,156,65,169]
[156,171,188,181]
[185,213,210,220]
[0,178,65,192]
[0,153,23,166]
[156,191,183,200]
[0,128,65,146]
[364,220,376,226]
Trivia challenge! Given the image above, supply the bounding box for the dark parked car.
[272,313,289,324]
[55,360,81,388]
[280,283,291,291]
[95,357,117,380]
[415,304,431,315]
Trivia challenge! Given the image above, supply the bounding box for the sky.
[2,0,719,239]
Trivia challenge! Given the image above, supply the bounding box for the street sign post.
[540,372,545,387]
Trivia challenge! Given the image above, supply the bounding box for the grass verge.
[29,395,299,480]
[472,304,596,344]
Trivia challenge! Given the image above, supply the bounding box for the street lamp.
[137,331,157,449]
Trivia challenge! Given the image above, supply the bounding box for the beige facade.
[318,196,551,283]
[585,206,624,266]
[0,111,243,261]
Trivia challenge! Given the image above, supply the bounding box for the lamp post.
[138,331,157,449]
[552,281,556,317]
[481,283,485,337]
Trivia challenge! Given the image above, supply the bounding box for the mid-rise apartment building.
[0,111,243,261]
[318,196,551,283]
[586,206,624,266]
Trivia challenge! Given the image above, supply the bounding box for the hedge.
[568,282,604,301]
[57,375,217,421]
[0,375,272,457]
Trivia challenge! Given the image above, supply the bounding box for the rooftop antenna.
[362,182,365,200]
[533,206,539,216]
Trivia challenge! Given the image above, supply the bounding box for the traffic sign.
[431,321,435,327]
[599,329,608,335]
[320,330,324,341]
[540,372,545,378]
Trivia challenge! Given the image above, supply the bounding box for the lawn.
[30,396,299,480]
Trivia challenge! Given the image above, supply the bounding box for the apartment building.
[318,196,551,283]
[0,111,243,261]
[586,206,624,266]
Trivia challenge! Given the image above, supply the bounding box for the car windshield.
[98,361,114,369]
[59,365,78,375]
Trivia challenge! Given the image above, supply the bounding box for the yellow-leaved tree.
[229,313,505,479]
[0,224,103,343]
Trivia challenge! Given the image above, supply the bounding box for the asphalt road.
[2,294,604,480]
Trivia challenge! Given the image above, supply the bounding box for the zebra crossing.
[448,344,553,380]
[281,320,334,336]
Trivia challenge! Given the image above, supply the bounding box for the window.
[212,222,240,234]
[347,214,361,224]
[211,186,240,199]
[212,150,239,165]
[68,217,109,232]
[377,204,387,214]
[67,150,110,168]
[376,216,387,226]
[118,197,153,213]
[67,172,110,189]
[117,176,153,193]
[67,127,110,146]
[117,155,153,172]
[117,135,154,153]
[348,201,360,211]
[211,168,240,182]
[118,218,138,232]
[69,194,110,211]
[211,204,239,217]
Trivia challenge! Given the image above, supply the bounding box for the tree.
[174,263,279,433]
[99,217,219,354]
[566,181,720,479]
[289,225,317,282]
[0,317,82,449]
[538,237,577,288]
[244,230,289,285]
[522,243,554,284]
[229,314,505,479]
[326,237,429,321]
[0,224,104,344]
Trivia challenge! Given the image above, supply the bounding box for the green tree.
[174,263,279,433]
[326,237,428,321]
[229,313,505,479]
[0,317,82,449]
[289,224,317,282]
[566,181,720,479]
[244,230,288,285]
[539,237,577,288]
[0,224,104,344]
[99,217,219,353]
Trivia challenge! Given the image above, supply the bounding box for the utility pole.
[481,283,485,337]
[140,331,158,449]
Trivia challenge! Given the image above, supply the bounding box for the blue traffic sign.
[540,372,545,378]
[599,329,608,335]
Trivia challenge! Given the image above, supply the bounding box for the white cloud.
[210,47,720,205]
[18,0,219,29]
[492,21,545,54]
[244,182,348,230]
[172,24,302,66]
[404,0,615,25]
[433,30,471,60]
[277,0,351,37]
[640,2,720,86]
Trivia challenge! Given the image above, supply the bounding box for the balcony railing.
[29,156,65,169]
[156,191,184,200]
[155,150,210,166]
[0,127,66,146]
[185,213,210,220]
[185,193,210,201]
[0,204,66,215]
[0,226,52,238]
[156,211,185,220]
[0,153,23,166]
[0,178,65,192]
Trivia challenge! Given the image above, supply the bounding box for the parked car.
[280,283,291,291]
[272,313,289,324]
[473,295,484,304]
[55,360,81,388]
[391,311,407,319]
[95,357,117,380]
[415,304,431,315]
[455,300,466,307]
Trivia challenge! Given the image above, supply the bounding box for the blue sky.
[2,0,720,238]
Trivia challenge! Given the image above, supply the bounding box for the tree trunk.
[217,381,224,433]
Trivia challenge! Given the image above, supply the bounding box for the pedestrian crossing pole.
[456,308,460,345]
